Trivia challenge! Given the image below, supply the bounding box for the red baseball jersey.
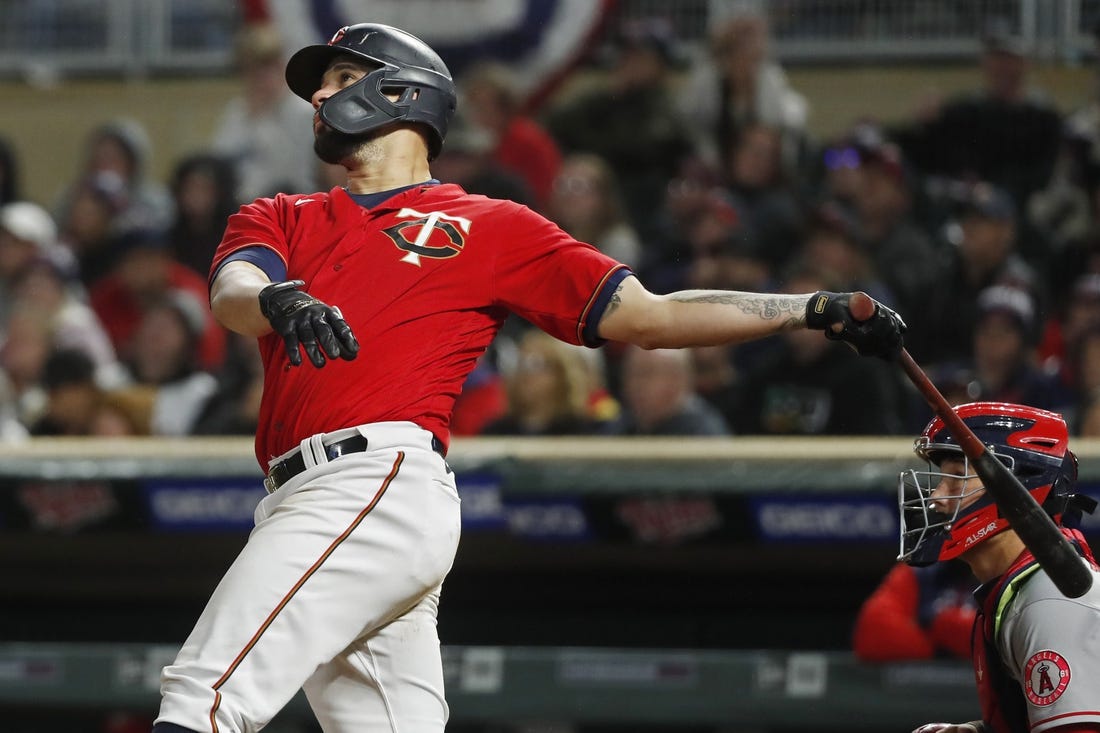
[212,183,629,466]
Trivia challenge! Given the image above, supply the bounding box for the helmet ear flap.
[1066,449,1080,483]
[1043,450,1095,528]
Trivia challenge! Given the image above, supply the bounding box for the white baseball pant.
[155,422,461,732]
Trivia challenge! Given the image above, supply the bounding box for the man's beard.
[313,127,369,165]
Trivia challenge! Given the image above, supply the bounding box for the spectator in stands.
[1062,23,1100,210]
[544,16,694,238]
[577,342,622,428]
[0,304,55,426]
[191,333,265,436]
[0,136,20,206]
[797,202,896,308]
[615,344,730,436]
[966,284,1069,411]
[1067,326,1100,432]
[9,253,125,389]
[546,153,643,270]
[0,205,120,387]
[210,22,317,201]
[89,228,226,372]
[54,118,174,235]
[731,263,905,435]
[124,292,219,436]
[889,18,1063,217]
[89,385,156,436]
[640,157,727,292]
[690,343,741,429]
[671,190,784,378]
[677,6,809,177]
[815,122,879,214]
[0,368,27,442]
[921,182,1044,366]
[0,201,67,318]
[56,170,131,287]
[846,136,944,356]
[430,112,533,207]
[1048,274,1100,391]
[28,347,102,436]
[483,329,616,436]
[458,61,562,211]
[1076,389,1100,437]
[853,560,977,662]
[1058,29,1100,283]
[1027,130,1094,272]
[166,153,239,277]
[641,154,774,298]
[721,122,806,271]
[450,352,507,438]
[681,194,772,295]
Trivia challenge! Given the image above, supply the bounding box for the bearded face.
[313,126,368,166]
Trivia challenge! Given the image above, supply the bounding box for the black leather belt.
[265,433,446,493]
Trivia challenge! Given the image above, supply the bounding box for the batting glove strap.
[258,280,360,368]
[259,280,318,319]
[805,290,907,360]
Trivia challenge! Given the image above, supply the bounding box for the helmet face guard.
[285,23,457,160]
[897,402,1077,566]
[898,449,1042,565]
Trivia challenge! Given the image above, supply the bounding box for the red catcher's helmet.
[285,23,457,160]
[898,402,1079,566]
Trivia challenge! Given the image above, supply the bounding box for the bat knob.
[849,291,876,322]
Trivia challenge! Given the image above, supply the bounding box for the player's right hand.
[258,280,360,368]
[805,290,906,360]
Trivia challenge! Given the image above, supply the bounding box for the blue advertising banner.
[749,495,898,543]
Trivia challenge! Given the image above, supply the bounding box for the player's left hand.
[258,280,360,368]
[805,290,906,360]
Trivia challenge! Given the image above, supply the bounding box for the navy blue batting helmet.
[285,23,457,160]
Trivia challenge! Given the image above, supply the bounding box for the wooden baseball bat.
[848,292,1093,598]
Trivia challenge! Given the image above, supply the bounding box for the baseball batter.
[900,403,1100,733]
[151,22,905,733]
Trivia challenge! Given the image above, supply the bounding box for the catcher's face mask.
[897,448,1003,566]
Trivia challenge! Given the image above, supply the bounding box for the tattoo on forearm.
[669,291,806,327]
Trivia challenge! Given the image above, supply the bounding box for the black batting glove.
[805,291,907,360]
[258,280,360,368]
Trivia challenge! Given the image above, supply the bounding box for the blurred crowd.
[4,9,1100,442]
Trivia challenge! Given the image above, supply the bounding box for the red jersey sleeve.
[490,204,629,346]
[209,195,294,284]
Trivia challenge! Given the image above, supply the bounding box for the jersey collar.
[343,179,441,210]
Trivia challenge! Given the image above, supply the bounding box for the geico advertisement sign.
[751,497,896,541]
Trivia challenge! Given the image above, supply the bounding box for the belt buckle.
[263,473,279,494]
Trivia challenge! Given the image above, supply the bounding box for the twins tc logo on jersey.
[382,208,472,266]
[1023,650,1071,706]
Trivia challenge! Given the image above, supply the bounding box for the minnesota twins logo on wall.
[1023,650,1071,706]
[382,208,472,266]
